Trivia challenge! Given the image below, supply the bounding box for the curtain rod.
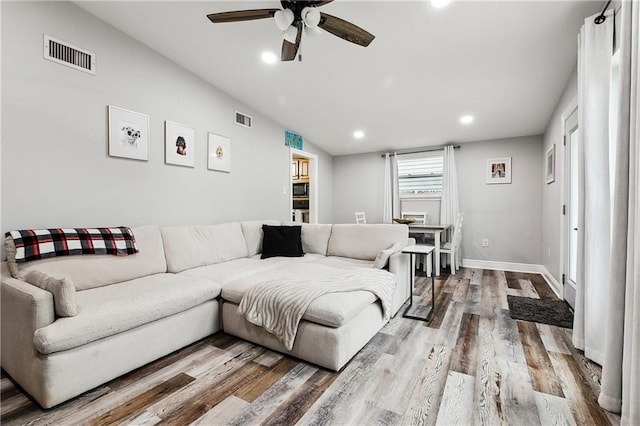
[595,0,612,24]
[380,145,460,158]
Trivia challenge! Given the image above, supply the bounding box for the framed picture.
[107,105,149,161]
[546,144,556,184]
[486,157,512,184]
[285,130,303,150]
[208,133,231,173]
[165,121,195,167]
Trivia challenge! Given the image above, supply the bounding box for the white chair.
[402,211,432,275]
[401,211,428,224]
[440,213,464,274]
[355,211,366,224]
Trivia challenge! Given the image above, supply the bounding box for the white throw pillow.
[373,242,404,269]
[24,270,78,317]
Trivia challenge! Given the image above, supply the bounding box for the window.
[397,151,443,198]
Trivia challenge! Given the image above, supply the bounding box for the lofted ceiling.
[75,1,602,156]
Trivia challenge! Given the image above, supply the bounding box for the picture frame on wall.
[165,121,195,167]
[546,144,556,184]
[486,157,512,184]
[107,105,149,161]
[207,132,231,173]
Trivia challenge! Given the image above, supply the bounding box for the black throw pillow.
[261,225,304,259]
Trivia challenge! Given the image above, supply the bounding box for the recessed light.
[353,130,365,139]
[460,115,474,124]
[261,51,277,64]
[431,0,451,8]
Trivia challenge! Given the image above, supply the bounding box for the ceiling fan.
[207,0,375,61]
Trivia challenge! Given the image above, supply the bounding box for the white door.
[564,109,579,309]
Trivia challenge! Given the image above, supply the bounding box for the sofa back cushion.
[301,224,333,255]
[11,226,167,291]
[283,223,333,255]
[327,224,408,261]
[240,220,280,257]
[162,222,248,273]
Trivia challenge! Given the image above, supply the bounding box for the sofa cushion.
[13,226,167,291]
[161,223,248,273]
[221,263,377,328]
[33,273,221,354]
[261,225,303,259]
[24,270,78,317]
[292,223,333,255]
[310,256,375,270]
[327,224,408,261]
[241,220,280,257]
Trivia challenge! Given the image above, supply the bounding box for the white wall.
[1,1,332,234]
[542,68,578,283]
[457,136,543,264]
[332,135,544,264]
[332,152,384,224]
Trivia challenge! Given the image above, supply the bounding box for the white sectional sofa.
[1,220,410,408]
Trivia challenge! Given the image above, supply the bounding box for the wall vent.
[235,111,252,128]
[43,35,95,75]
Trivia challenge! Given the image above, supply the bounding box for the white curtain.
[599,1,639,422]
[440,146,460,226]
[382,153,400,223]
[392,154,400,219]
[574,11,614,365]
[383,154,392,223]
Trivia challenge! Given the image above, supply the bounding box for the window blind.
[397,152,443,196]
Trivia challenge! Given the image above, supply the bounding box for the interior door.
[564,109,579,309]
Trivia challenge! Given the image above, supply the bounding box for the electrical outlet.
[482,239,489,247]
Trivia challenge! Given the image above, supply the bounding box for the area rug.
[507,295,574,329]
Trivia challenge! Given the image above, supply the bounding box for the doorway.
[563,107,579,309]
[290,148,318,224]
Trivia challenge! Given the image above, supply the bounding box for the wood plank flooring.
[1,268,621,425]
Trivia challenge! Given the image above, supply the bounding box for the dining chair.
[401,211,432,275]
[355,211,366,224]
[401,211,428,224]
[440,213,464,274]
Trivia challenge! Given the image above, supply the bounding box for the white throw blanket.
[238,268,396,350]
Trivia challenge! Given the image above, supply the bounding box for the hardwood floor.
[1,268,621,425]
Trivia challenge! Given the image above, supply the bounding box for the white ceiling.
[75,1,602,156]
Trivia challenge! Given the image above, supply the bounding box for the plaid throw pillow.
[6,227,138,263]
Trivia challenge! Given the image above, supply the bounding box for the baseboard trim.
[462,259,563,299]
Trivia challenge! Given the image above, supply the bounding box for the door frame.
[289,148,319,224]
[559,96,578,304]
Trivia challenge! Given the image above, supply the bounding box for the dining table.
[407,223,452,276]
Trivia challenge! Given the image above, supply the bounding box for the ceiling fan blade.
[281,22,302,61]
[281,22,303,61]
[318,12,375,47]
[207,9,278,24]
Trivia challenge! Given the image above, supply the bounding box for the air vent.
[43,35,95,75]
[235,111,252,128]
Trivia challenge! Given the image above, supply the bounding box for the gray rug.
[507,295,574,329]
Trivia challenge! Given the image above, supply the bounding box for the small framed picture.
[165,121,195,167]
[107,106,149,161]
[486,157,512,184]
[546,144,556,184]
[208,133,231,173]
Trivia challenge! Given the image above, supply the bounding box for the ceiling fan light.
[301,7,321,28]
[283,25,298,43]
[304,25,322,37]
[274,8,294,31]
